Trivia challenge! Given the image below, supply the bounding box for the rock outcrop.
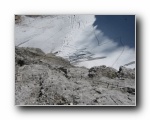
[88,65,118,79]
[15,47,135,105]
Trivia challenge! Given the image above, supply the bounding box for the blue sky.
[93,15,135,48]
[76,15,135,69]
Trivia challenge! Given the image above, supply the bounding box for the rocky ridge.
[15,47,135,105]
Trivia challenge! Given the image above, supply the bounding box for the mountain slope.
[15,47,135,105]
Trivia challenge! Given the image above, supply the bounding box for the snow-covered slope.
[15,15,135,69]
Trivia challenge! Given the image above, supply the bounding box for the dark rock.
[121,87,135,95]
[17,59,25,66]
[118,66,135,79]
[58,67,67,75]
[89,66,117,79]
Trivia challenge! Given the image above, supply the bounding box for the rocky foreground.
[15,47,135,105]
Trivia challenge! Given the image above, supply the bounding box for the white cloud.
[15,15,135,70]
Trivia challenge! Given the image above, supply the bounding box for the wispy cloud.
[15,15,135,69]
[66,16,135,70]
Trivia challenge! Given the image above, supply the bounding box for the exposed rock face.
[15,47,135,105]
[88,65,117,79]
[117,66,135,79]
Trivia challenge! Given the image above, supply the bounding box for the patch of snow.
[15,15,135,70]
